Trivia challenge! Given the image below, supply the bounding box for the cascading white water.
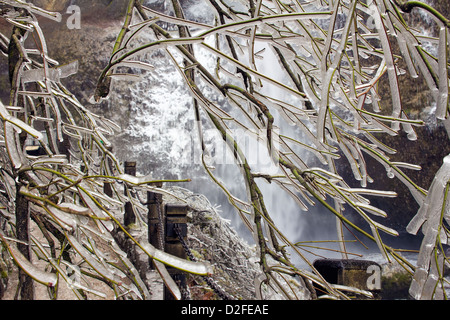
[104,0,377,268]
[107,0,450,268]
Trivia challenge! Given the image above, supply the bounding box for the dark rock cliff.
[339,0,450,249]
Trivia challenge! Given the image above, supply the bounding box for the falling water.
[105,0,441,268]
[103,0,369,269]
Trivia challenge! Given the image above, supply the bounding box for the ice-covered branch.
[90,0,449,300]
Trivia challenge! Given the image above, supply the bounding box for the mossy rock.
[380,271,412,300]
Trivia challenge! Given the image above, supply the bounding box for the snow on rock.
[163,186,260,300]
[163,186,312,300]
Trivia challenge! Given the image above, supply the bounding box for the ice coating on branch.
[0,0,62,22]
[59,203,90,214]
[116,61,155,71]
[77,186,114,232]
[0,102,43,141]
[436,26,449,120]
[407,154,450,235]
[372,3,402,123]
[47,206,78,231]
[68,278,108,299]
[407,154,450,299]
[153,260,182,300]
[67,234,119,282]
[141,241,212,275]
[118,173,153,185]
[1,0,445,301]
[31,156,67,166]
[108,73,143,82]
[22,68,60,84]
[7,242,58,287]
[354,202,387,218]
[419,248,444,300]
[22,61,79,84]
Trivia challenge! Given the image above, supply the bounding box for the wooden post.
[124,161,136,227]
[163,204,188,300]
[15,181,34,300]
[58,132,71,162]
[147,182,163,270]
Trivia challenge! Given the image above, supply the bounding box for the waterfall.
[105,20,346,268]
[105,0,448,266]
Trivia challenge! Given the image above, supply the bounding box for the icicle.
[0,103,43,140]
[21,62,77,84]
[374,6,401,122]
[107,73,143,82]
[47,206,78,231]
[59,203,92,215]
[57,60,79,79]
[68,277,108,298]
[118,173,156,185]
[116,253,151,299]
[254,274,267,300]
[409,44,439,99]
[67,234,118,281]
[330,284,373,298]
[401,112,418,141]
[407,154,450,235]
[370,118,398,136]
[5,241,58,287]
[22,68,58,83]
[344,188,397,198]
[436,26,449,120]
[407,155,450,299]
[370,88,381,113]
[385,167,394,179]
[31,156,68,166]
[116,60,155,72]
[0,0,53,21]
[409,267,428,300]
[361,144,426,204]
[362,131,397,154]
[275,181,309,211]
[339,141,362,182]
[17,91,52,98]
[397,35,418,78]
[62,125,83,140]
[141,241,212,275]
[391,162,421,171]
[420,252,444,300]
[4,123,22,169]
[355,202,387,218]
[387,66,402,120]
[21,1,62,22]
[370,225,390,262]
[78,186,114,232]
[372,220,399,236]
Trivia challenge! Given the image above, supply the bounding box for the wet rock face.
[31,0,129,20]
[16,2,128,107]
[31,0,69,12]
